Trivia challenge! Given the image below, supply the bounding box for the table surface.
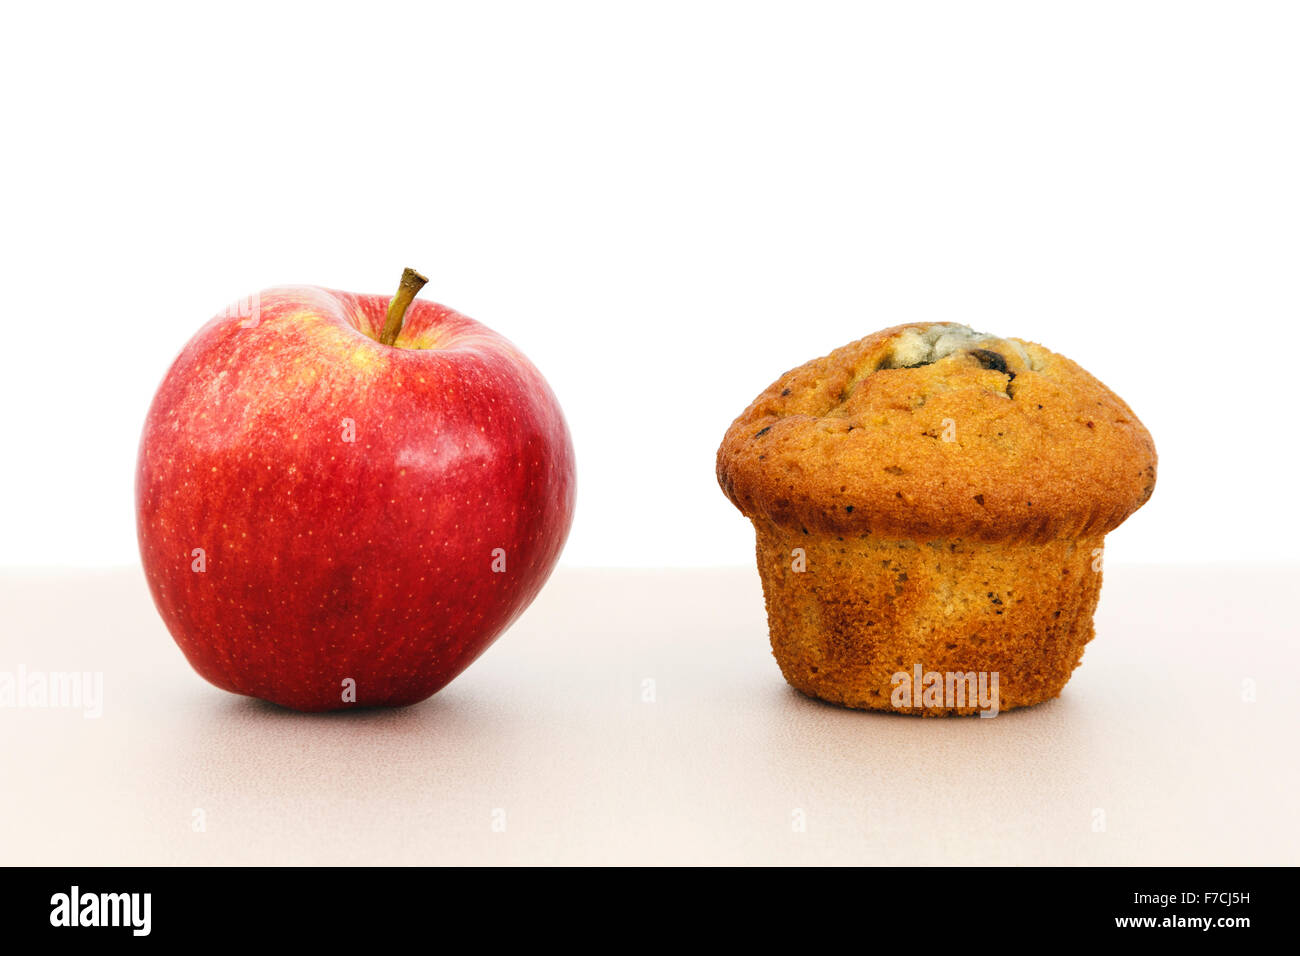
[1,564,1295,866]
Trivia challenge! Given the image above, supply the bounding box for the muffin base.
[752,519,1105,715]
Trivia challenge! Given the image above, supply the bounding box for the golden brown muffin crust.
[717,323,1157,542]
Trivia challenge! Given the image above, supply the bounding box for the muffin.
[716,323,1156,716]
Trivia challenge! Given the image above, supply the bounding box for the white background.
[1,1,1296,569]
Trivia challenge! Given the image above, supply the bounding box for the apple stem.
[378,268,429,346]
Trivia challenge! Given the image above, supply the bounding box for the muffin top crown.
[717,322,1156,542]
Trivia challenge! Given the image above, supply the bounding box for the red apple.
[136,269,576,711]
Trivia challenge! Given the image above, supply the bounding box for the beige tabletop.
[0,564,1294,866]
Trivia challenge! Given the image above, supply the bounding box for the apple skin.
[136,285,575,711]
